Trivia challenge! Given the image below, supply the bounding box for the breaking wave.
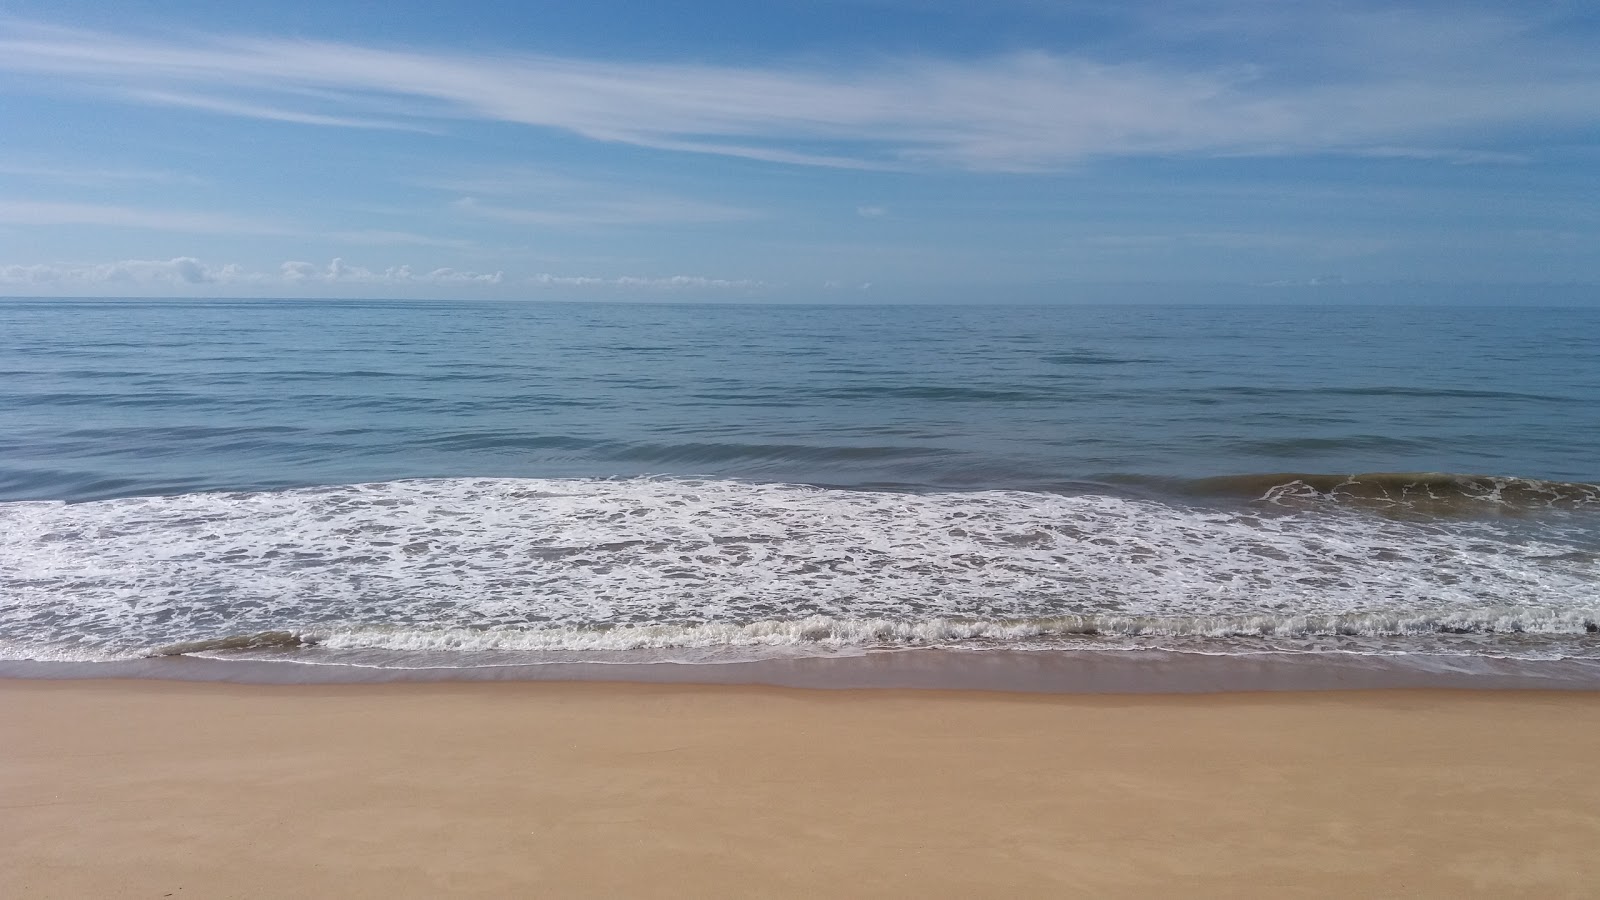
[2,475,1595,666]
[1177,472,1600,512]
[147,609,1600,658]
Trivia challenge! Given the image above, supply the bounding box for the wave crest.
[1184,472,1600,511]
[144,609,1600,659]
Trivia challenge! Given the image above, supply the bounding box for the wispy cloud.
[0,162,208,186]
[1346,146,1532,166]
[0,200,285,233]
[529,273,764,290]
[281,258,502,284]
[124,89,434,132]
[1074,230,1396,257]
[420,167,759,227]
[1,11,1593,171]
[325,229,475,249]
[451,196,753,227]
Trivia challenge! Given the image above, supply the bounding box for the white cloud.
[1,11,1593,171]
[856,206,888,218]
[0,257,767,297]
[1,257,502,289]
[0,257,255,285]
[420,267,503,284]
[278,260,319,282]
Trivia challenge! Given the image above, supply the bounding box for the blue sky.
[1,0,1597,301]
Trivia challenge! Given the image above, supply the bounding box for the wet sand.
[4,680,1599,898]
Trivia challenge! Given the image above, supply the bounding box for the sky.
[1,0,1597,301]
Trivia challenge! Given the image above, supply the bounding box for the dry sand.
[4,680,1598,898]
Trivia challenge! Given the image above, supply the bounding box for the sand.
[4,680,1598,898]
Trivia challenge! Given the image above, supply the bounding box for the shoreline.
[6,646,1600,692]
[6,678,1599,898]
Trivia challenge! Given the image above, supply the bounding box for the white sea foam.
[299,610,1599,652]
[0,477,1595,661]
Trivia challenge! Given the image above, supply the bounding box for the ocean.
[2,298,1597,686]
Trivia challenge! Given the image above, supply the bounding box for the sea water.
[1,299,1596,679]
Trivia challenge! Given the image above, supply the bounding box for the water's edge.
[6,649,1599,693]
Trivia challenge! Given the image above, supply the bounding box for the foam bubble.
[1,477,1595,662]
[298,609,1598,652]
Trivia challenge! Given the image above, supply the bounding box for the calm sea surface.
[2,299,1597,672]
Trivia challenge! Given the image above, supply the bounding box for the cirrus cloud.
[1,9,1594,172]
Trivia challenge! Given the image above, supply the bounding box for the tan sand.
[3,681,1598,899]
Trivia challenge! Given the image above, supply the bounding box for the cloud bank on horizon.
[1,0,1597,299]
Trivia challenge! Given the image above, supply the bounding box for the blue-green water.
[1,299,1597,670]
[2,300,1597,499]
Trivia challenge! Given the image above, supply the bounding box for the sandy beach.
[5,681,1599,898]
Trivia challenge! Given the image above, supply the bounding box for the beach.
[3,302,1597,896]
[7,0,1600,888]
[6,680,1598,898]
